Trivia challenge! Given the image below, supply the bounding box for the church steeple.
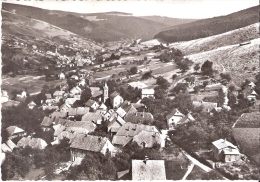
[103,82,109,102]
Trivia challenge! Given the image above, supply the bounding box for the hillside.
[154,5,260,43]
[2,3,172,42]
[140,16,198,26]
[170,23,259,55]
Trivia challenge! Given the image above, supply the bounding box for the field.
[2,75,63,95]
[232,128,260,165]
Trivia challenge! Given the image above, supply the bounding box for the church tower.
[103,82,109,103]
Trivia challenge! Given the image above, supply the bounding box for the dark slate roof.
[70,135,108,152]
[166,109,184,120]
[124,112,154,124]
[110,91,121,100]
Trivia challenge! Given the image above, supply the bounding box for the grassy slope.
[154,5,260,43]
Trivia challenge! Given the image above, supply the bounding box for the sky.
[3,0,259,19]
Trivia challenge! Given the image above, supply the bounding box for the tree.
[80,87,92,104]
[173,93,193,114]
[201,60,213,76]
[156,76,170,89]
[218,88,226,106]
[129,66,138,75]
[172,74,177,80]
[185,76,195,83]
[220,73,231,81]
[141,71,153,80]
[170,83,188,95]
[194,63,200,72]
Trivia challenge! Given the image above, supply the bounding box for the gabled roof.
[65,98,80,105]
[70,135,108,152]
[112,135,133,146]
[81,111,102,122]
[120,101,138,114]
[90,87,103,98]
[2,143,12,153]
[6,140,16,150]
[108,116,126,132]
[124,112,154,124]
[60,103,71,110]
[67,107,90,116]
[41,116,54,127]
[28,101,36,106]
[110,91,121,100]
[212,139,237,150]
[50,111,67,119]
[133,130,160,148]
[178,113,195,124]
[98,103,107,110]
[132,160,166,180]
[166,109,184,120]
[85,99,98,107]
[6,126,24,136]
[17,137,48,150]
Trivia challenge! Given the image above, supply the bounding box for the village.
[1,33,260,180]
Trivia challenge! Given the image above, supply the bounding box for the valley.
[1,2,260,181]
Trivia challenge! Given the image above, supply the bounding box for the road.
[182,163,194,180]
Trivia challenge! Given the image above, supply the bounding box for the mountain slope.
[154,5,260,43]
[2,3,171,42]
[140,16,198,26]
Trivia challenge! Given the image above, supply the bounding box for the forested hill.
[154,5,260,43]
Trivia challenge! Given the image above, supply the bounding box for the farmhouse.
[107,116,126,135]
[124,112,154,124]
[132,158,166,180]
[141,88,155,99]
[166,109,185,130]
[116,101,138,118]
[112,122,161,147]
[70,135,119,161]
[81,111,103,124]
[6,126,25,139]
[17,137,48,150]
[110,91,124,109]
[212,139,240,163]
[85,99,100,112]
[28,101,36,109]
[242,87,258,101]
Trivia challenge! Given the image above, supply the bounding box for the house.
[112,122,161,147]
[53,91,65,101]
[60,103,71,111]
[141,88,155,99]
[2,143,12,153]
[85,99,100,111]
[132,158,166,180]
[17,137,48,150]
[192,101,218,113]
[65,98,80,106]
[212,139,240,163]
[90,87,103,101]
[178,113,195,125]
[70,135,119,161]
[1,90,9,103]
[41,116,55,131]
[166,109,185,130]
[28,101,36,109]
[242,87,258,101]
[59,72,65,79]
[70,86,82,95]
[133,130,161,148]
[108,116,126,135]
[98,103,107,111]
[71,75,79,80]
[17,91,27,98]
[128,81,148,89]
[248,82,256,89]
[81,111,103,124]
[5,140,16,151]
[78,79,86,87]
[66,107,90,118]
[124,112,154,124]
[110,91,124,109]
[116,101,138,118]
